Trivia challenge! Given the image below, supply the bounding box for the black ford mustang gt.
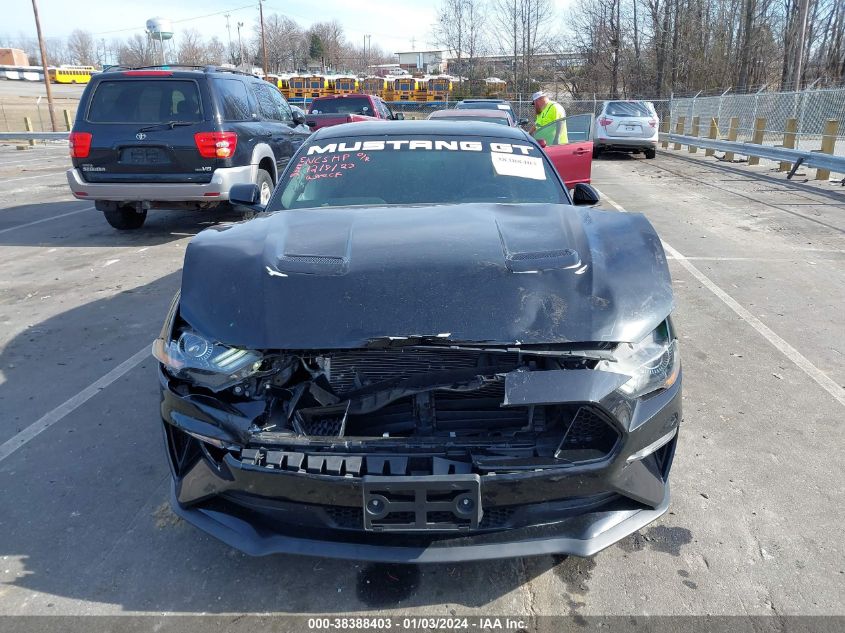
[153,121,681,562]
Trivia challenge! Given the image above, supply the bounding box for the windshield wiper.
[137,121,197,132]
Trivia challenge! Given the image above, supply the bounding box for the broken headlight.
[601,321,680,398]
[152,328,265,392]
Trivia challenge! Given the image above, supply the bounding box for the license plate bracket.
[362,474,482,532]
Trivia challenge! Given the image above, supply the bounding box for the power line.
[91,3,256,36]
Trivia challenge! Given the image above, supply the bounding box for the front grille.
[323,349,520,395]
[324,504,516,531]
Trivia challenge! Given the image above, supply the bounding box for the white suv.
[593,100,659,159]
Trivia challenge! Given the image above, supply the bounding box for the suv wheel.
[103,205,147,230]
[644,148,656,159]
[256,169,273,205]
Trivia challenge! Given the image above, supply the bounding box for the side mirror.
[537,139,547,148]
[292,110,306,125]
[229,183,264,212]
[393,112,405,120]
[571,183,601,206]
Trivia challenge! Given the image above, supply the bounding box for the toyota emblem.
[136,132,146,140]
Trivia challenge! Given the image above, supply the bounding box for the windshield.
[87,79,203,123]
[605,101,652,117]
[269,135,567,211]
[309,97,373,115]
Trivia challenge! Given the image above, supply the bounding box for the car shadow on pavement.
[0,272,564,613]
[593,151,637,161]
[0,202,246,248]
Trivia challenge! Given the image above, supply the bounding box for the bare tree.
[434,0,488,90]
[117,34,154,67]
[177,29,206,65]
[67,29,96,66]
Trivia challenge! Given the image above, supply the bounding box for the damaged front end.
[154,296,682,562]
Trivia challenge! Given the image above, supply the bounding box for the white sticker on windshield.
[496,104,510,110]
[491,153,546,180]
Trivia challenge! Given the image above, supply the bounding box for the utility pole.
[237,22,244,69]
[794,0,810,91]
[31,0,57,132]
[259,0,268,76]
[224,13,233,65]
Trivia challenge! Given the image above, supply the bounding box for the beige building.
[0,48,30,66]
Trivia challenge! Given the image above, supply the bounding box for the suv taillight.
[69,132,92,158]
[194,132,238,159]
[598,117,613,127]
[648,118,657,128]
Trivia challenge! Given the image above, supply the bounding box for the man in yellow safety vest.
[529,91,567,145]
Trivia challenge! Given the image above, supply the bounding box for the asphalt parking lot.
[0,143,843,620]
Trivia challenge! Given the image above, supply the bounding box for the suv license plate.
[121,147,167,165]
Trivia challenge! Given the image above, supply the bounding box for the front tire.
[103,205,147,230]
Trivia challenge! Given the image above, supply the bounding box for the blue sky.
[5,0,571,56]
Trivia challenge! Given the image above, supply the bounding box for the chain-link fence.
[666,88,845,158]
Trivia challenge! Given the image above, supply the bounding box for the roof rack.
[103,64,258,77]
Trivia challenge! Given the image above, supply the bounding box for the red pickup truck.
[305,94,404,130]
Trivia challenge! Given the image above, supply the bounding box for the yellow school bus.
[392,77,419,101]
[48,65,96,84]
[333,76,358,95]
[427,77,452,101]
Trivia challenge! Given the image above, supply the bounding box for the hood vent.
[506,248,580,273]
[277,253,348,275]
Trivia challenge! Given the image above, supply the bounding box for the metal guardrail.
[0,132,69,141]
[658,132,845,177]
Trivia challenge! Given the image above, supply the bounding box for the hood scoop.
[272,213,353,275]
[495,211,581,273]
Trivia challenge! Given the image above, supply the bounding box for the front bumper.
[171,479,670,562]
[66,164,255,202]
[160,367,681,562]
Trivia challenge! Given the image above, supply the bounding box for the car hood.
[179,203,673,349]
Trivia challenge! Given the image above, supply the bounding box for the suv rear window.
[87,80,202,123]
[605,101,651,117]
[309,97,373,115]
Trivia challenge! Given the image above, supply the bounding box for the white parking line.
[0,346,150,464]
[594,187,845,408]
[0,206,94,235]
[0,171,67,184]
[0,156,69,167]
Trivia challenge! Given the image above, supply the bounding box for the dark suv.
[66,66,310,229]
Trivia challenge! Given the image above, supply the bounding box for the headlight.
[152,328,265,392]
[601,321,680,398]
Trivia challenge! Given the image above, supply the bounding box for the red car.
[429,108,593,188]
[306,94,404,131]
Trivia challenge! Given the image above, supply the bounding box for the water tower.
[145,17,173,65]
